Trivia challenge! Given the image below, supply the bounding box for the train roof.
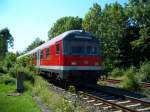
[20,30,92,57]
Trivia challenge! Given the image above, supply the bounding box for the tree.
[82,3,102,36]
[0,28,14,58]
[4,52,16,70]
[48,16,82,39]
[126,0,150,66]
[25,37,45,52]
[97,2,127,69]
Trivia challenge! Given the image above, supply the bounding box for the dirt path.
[34,96,52,112]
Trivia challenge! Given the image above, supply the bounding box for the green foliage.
[25,37,44,52]
[33,77,85,112]
[82,3,101,36]
[7,56,36,83]
[127,0,150,65]
[68,85,76,93]
[138,61,150,82]
[0,62,6,74]
[3,52,16,71]
[17,56,35,71]
[142,88,150,98]
[0,74,15,85]
[111,68,124,77]
[121,68,140,91]
[0,28,14,58]
[98,2,126,69]
[8,66,35,83]
[48,16,82,39]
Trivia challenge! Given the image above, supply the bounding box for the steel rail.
[79,91,138,112]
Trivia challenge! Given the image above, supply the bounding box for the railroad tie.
[116,100,130,104]
[113,110,122,112]
[93,102,103,106]
[102,106,112,110]
[125,103,141,108]
[137,107,150,111]
[108,99,116,102]
[86,99,95,103]
[108,98,122,102]
[83,97,88,100]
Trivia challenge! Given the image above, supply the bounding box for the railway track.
[103,79,150,88]
[79,89,150,112]
[43,76,150,112]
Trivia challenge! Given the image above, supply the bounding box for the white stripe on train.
[36,65,102,71]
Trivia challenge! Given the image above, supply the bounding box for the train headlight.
[95,62,100,66]
[84,60,88,64]
[71,62,77,65]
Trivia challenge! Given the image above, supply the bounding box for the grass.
[0,79,40,112]
[33,76,86,112]
[142,88,150,98]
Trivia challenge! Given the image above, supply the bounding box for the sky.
[0,0,128,52]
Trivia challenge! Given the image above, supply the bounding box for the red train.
[23,30,102,84]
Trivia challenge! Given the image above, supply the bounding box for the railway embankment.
[33,76,87,112]
[99,62,150,98]
[0,72,87,112]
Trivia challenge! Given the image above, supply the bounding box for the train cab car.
[23,30,102,84]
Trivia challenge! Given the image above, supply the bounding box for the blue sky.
[0,0,128,52]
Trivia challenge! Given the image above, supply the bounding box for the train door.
[56,43,61,66]
[36,50,40,66]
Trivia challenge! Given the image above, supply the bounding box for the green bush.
[0,63,7,74]
[33,77,85,112]
[111,68,124,77]
[17,56,35,71]
[0,75,15,85]
[68,85,76,93]
[121,68,140,91]
[8,66,18,78]
[4,52,16,71]
[142,89,150,98]
[138,62,150,82]
[8,65,35,83]
[19,67,35,83]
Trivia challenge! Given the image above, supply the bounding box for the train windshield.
[71,46,84,54]
[64,40,100,55]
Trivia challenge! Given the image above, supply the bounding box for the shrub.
[0,62,7,74]
[33,77,85,112]
[68,85,76,93]
[142,89,150,98]
[111,68,124,77]
[17,56,35,71]
[0,75,15,85]
[8,65,35,83]
[138,62,150,82]
[8,66,18,78]
[121,68,141,91]
[3,52,16,71]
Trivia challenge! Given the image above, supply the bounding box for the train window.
[93,47,98,54]
[56,44,60,55]
[40,50,43,59]
[87,46,92,54]
[86,46,98,55]
[35,53,37,59]
[46,48,50,59]
[32,53,34,60]
[71,46,84,55]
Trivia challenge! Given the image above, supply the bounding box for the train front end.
[62,31,102,84]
